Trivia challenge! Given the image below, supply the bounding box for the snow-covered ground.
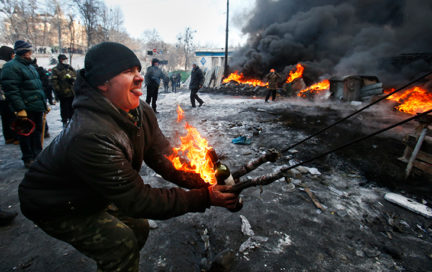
[1,88,431,271]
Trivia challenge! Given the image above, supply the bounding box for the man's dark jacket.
[144,65,164,88]
[1,55,46,112]
[189,66,204,90]
[19,70,210,221]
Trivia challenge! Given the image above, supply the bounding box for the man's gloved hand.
[16,109,27,119]
[208,185,241,212]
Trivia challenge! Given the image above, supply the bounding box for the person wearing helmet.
[264,68,282,102]
[0,40,48,168]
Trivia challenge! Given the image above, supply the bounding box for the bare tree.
[0,0,23,43]
[47,0,65,52]
[73,0,102,48]
[176,27,196,70]
[66,13,77,64]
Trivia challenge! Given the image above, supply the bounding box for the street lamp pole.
[224,0,229,77]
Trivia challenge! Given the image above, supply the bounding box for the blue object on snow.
[232,136,251,145]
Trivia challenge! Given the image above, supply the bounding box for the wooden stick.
[40,112,47,147]
[232,148,280,179]
[228,165,293,193]
[303,187,325,211]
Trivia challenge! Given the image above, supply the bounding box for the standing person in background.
[163,73,169,93]
[0,45,18,145]
[1,40,48,168]
[189,63,204,108]
[51,54,76,127]
[0,46,18,226]
[176,72,181,88]
[32,58,54,138]
[264,68,281,102]
[144,58,164,113]
[170,73,177,93]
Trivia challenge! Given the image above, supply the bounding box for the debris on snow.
[240,215,255,236]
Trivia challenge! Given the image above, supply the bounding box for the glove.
[16,109,27,119]
[208,185,241,212]
[45,106,51,113]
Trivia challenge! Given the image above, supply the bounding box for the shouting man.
[18,42,239,272]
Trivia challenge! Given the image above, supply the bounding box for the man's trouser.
[190,88,203,107]
[35,210,149,272]
[146,85,159,111]
[171,80,176,92]
[59,96,74,123]
[0,100,17,141]
[18,111,43,163]
[265,89,277,101]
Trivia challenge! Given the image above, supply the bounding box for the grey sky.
[104,0,256,47]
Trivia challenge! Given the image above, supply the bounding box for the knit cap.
[0,46,14,61]
[84,42,141,88]
[14,40,32,56]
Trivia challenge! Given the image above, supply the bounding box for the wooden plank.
[403,135,432,154]
[384,192,432,218]
[412,160,432,175]
[416,150,432,164]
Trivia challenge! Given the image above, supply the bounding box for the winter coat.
[264,71,282,90]
[19,69,210,222]
[145,65,164,88]
[189,66,204,90]
[51,63,76,98]
[0,55,46,112]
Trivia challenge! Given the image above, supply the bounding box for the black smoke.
[231,0,432,86]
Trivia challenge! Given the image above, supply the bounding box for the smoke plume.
[231,0,432,86]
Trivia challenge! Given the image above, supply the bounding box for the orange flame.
[222,71,268,87]
[176,105,184,122]
[286,63,304,84]
[297,79,330,97]
[167,106,216,185]
[385,86,432,114]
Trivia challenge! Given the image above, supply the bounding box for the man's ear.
[98,82,109,92]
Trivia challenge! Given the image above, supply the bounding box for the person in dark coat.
[176,72,181,87]
[189,63,204,107]
[0,45,18,145]
[51,54,76,127]
[144,58,165,113]
[19,42,239,272]
[163,73,169,92]
[264,68,282,102]
[170,73,177,93]
[0,45,18,226]
[1,40,48,168]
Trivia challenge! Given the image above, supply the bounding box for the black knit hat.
[0,46,14,61]
[151,58,159,65]
[14,40,32,56]
[84,42,141,88]
[58,54,67,61]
